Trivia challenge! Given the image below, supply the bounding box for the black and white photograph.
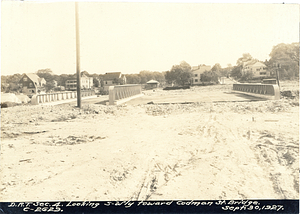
[0,0,299,213]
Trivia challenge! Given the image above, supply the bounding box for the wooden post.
[75,2,81,108]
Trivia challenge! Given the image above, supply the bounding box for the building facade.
[19,73,46,96]
[103,72,126,90]
[242,61,269,78]
[65,74,93,91]
[191,65,211,85]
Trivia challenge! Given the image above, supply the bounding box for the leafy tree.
[129,71,166,85]
[164,70,177,85]
[113,77,124,85]
[152,71,165,83]
[236,53,253,66]
[201,71,220,83]
[239,71,254,82]
[7,83,21,93]
[37,72,55,84]
[268,42,299,80]
[219,64,232,77]
[93,78,100,87]
[126,74,141,84]
[211,63,222,72]
[179,61,192,72]
[81,71,90,76]
[230,65,242,80]
[45,80,57,92]
[37,68,53,75]
[1,73,22,92]
[139,71,155,84]
[89,73,101,87]
[57,74,75,87]
[269,43,299,62]
[6,73,22,84]
[165,61,192,86]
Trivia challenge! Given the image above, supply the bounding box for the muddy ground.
[0,82,299,201]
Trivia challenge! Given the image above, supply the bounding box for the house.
[103,72,126,90]
[242,61,269,78]
[19,73,46,96]
[65,74,93,91]
[146,79,159,89]
[191,65,211,85]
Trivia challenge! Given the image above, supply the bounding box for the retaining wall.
[233,83,280,100]
[108,84,143,105]
[31,90,95,105]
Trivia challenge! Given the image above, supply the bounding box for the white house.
[242,61,269,78]
[65,74,93,91]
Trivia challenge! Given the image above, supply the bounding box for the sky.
[1,1,299,75]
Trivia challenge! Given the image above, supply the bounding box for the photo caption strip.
[1,200,299,213]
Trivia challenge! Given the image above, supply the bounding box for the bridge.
[30,82,280,106]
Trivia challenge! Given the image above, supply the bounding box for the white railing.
[31,90,95,105]
[108,84,143,105]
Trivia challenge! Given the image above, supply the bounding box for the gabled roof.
[103,72,122,81]
[147,79,159,84]
[22,73,46,86]
[191,66,199,70]
[251,62,266,67]
[65,73,91,81]
[243,61,266,67]
[192,65,211,74]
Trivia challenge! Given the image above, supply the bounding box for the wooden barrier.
[108,84,143,105]
[31,90,95,105]
[233,83,280,100]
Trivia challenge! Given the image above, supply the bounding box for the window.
[29,83,33,87]
[195,74,198,77]
[260,72,266,75]
[23,77,28,81]
[195,79,198,82]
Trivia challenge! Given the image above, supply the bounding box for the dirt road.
[1,91,298,201]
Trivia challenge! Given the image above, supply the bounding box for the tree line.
[231,42,299,81]
[1,42,298,93]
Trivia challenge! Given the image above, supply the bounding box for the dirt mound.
[281,90,299,98]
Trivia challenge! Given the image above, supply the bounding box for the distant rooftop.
[23,73,45,85]
[147,79,159,84]
[103,72,123,81]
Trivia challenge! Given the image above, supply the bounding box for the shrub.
[163,86,190,90]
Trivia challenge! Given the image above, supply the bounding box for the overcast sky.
[1,1,299,75]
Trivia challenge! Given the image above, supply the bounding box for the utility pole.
[75,2,81,108]
[274,63,281,89]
